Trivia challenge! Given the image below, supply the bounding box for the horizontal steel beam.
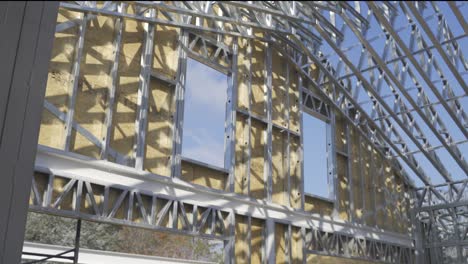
[33,146,415,247]
[59,2,279,41]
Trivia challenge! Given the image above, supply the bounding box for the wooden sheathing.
[38,8,80,149]
[216,211,230,237]
[235,215,250,264]
[32,173,105,216]
[306,254,376,264]
[69,14,116,158]
[335,112,415,233]
[403,185,411,233]
[403,185,412,233]
[289,135,302,209]
[79,183,104,216]
[374,149,386,229]
[49,176,75,211]
[288,67,301,210]
[250,119,267,200]
[144,12,179,176]
[180,203,194,231]
[109,5,141,163]
[155,198,172,228]
[393,175,411,234]
[361,141,376,227]
[335,113,351,221]
[383,160,397,232]
[236,35,282,203]
[350,126,363,223]
[369,156,379,229]
[30,172,49,207]
[144,76,175,176]
[237,38,250,111]
[400,183,413,234]
[181,160,228,191]
[251,217,265,264]
[291,226,303,264]
[234,216,266,264]
[341,118,413,232]
[304,195,334,217]
[288,66,300,134]
[251,39,266,118]
[107,188,129,220]
[152,12,179,78]
[39,6,178,173]
[271,48,295,207]
[337,153,350,221]
[131,193,153,223]
[335,113,347,154]
[390,160,411,231]
[271,50,288,128]
[235,114,249,195]
[234,38,251,196]
[394,176,405,233]
[272,127,288,206]
[275,223,288,263]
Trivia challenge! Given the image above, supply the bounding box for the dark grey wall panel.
[0,2,26,142]
[0,2,58,263]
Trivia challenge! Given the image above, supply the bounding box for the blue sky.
[317,2,468,185]
[303,114,329,198]
[182,58,330,197]
[182,59,227,168]
[180,1,467,195]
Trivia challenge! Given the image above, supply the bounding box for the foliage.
[24,212,223,263]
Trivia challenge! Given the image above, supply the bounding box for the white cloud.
[183,127,225,168]
[180,59,228,168]
[183,145,225,168]
[185,59,227,110]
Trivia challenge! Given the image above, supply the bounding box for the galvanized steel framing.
[24,1,468,263]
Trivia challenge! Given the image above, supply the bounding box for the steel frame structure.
[416,180,468,263]
[31,146,413,263]
[22,1,468,263]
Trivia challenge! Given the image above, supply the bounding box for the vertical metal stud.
[297,70,305,210]
[225,38,239,192]
[265,218,275,264]
[265,35,273,202]
[224,211,235,264]
[285,57,291,208]
[171,29,189,178]
[327,109,338,208]
[246,39,253,196]
[134,7,155,170]
[74,180,83,213]
[64,12,88,151]
[101,3,125,161]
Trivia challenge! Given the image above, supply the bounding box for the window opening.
[303,113,331,199]
[182,58,228,168]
